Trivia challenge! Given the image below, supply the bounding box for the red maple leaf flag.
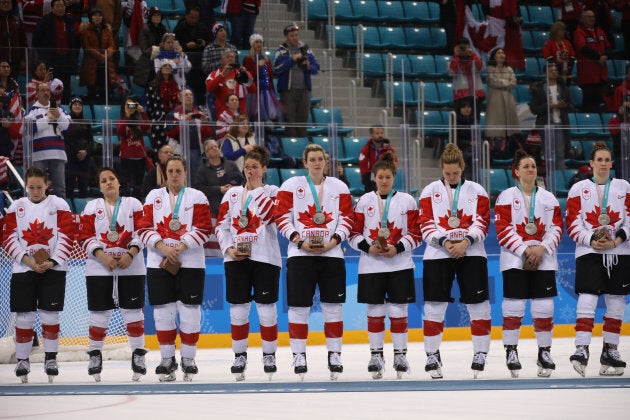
[437,209,474,230]
[22,218,54,246]
[156,214,188,240]
[232,209,262,234]
[297,204,334,228]
[515,216,546,241]
[585,205,621,228]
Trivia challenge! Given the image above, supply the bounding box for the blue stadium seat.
[515,84,532,104]
[581,140,596,161]
[482,168,510,197]
[426,1,441,23]
[359,53,385,77]
[307,0,328,20]
[351,0,381,22]
[70,74,87,98]
[569,85,583,108]
[555,169,569,197]
[526,5,554,28]
[519,5,530,27]
[281,137,310,160]
[529,31,549,52]
[393,171,417,195]
[335,0,357,21]
[429,28,447,50]
[389,53,411,77]
[401,1,430,23]
[311,108,354,136]
[342,137,368,164]
[345,167,364,196]
[279,168,308,183]
[377,0,408,23]
[571,113,606,137]
[265,168,281,187]
[408,55,436,78]
[404,27,433,50]
[521,30,535,53]
[565,140,586,167]
[416,110,448,136]
[379,26,406,49]
[359,25,382,49]
[146,0,178,16]
[419,81,441,107]
[430,55,451,78]
[611,34,624,56]
[435,82,455,107]
[165,18,179,31]
[517,56,541,81]
[328,25,355,48]
[471,3,484,21]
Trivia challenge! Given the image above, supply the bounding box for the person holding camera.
[358,125,398,194]
[449,38,485,119]
[566,142,630,377]
[205,49,254,118]
[273,23,319,138]
[117,97,150,199]
[24,82,71,198]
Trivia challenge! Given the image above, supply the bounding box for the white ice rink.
[1,337,628,419]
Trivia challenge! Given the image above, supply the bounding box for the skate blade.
[509,370,520,378]
[48,375,55,383]
[371,370,383,380]
[297,372,305,381]
[537,368,553,378]
[91,373,101,382]
[267,373,274,381]
[599,365,624,376]
[18,375,28,384]
[330,371,340,380]
[158,373,176,382]
[396,370,407,379]
[571,360,587,377]
[183,373,195,382]
[233,372,245,382]
[132,372,144,382]
[473,370,481,379]
[427,369,443,379]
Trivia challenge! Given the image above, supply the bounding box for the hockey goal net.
[0,240,130,364]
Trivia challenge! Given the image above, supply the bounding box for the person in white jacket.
[495,149,563,378]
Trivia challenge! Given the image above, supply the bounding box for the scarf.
[129,0,144,45]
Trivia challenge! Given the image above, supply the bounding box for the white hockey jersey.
[495,186,563,271]
[275,176,353,259]
[79,197,146,276]
[349,190,422,274]
[566,178,630,258]
[138,186,213,268]
[419,179,490,260]
[2,195,74,273]
[216,184,282,267]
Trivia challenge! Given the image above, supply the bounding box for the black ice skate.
[505,345,521,378]
[471,352,487,379]
[131,348,148,381]
[600,343,626,376]
[367,350,385,380]
[231,352,247,381]
[536,347,555,377]
[15,359,30,384]
[569,345,590,377]
[44,352,59,383]
[181,357,198,382]
[328,351,343,380]
[155,356,178,382]
[292,352,307,380]
[393,349,410,379]
[262,353,277,380]
[425,350,443,379]
[87,349,103,382]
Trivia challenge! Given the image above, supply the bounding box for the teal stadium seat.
[279,168,308,183]
[280,137,310,161]
[265,168,280,187]
[377,0,407,23]
[307,0,328,20]
[379,27,406,50]
[345,167,364,196]
[408,55,436,78]
[341,137,368,164]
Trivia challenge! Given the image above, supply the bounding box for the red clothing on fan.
[116,113,150,159]
[542,38,576,74]
[573,24,611,85]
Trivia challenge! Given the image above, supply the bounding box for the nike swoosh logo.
[261,291,270,295]
[337,293,345,297]
[131,297,139,301]
[623,284,629,288]
[546,287,553,291]
[185,206,193,211]
[49,211,56,215]
[477,290,484,294]
[51,302,59,306]
[190,294,199,299]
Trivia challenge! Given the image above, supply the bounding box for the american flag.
[0,156,8,184]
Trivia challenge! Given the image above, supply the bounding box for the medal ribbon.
[106,197,122,232]
[376,190,394,229]
[306,174,324,214]
[592,177,611,218]
[170,186,186,221]
[241,189,253,218]
[445,181,462,220]
[518,184,537,224]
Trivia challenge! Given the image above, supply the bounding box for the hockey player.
[138,156,212,382]
[2,167,75,383]
[215,146,281,381]
[78,168,148,382]
[349,153,422,379]
[418,143,491,379]
[495,150,563,378]
[566,142,629,377]
[274,144,354,380]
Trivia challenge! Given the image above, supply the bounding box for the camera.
[128,103,137,109]
[191,113,202,119]
[49,99,57,109]
[297,45,309,69]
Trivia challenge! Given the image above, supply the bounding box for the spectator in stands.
[584,0,616,49]
[93,0,123,48]
[133,6,167,88]
[184,0,220,33]
[146,59,181,150]
[32,0,79,104]
[485,48,521,147]
[552,0,583,38]
[243,33,280,123]
[449,37,484,119]
[194,138,242,216]
[439,0,457,49]
[64,96,95,199]
[487,0,525,70]
[454,99,475,181]
[529,63,575,170]
[25,82,71,198]
[174,7,210,105]
[121,0,148,71]
[202,22,238,75]
[79,8,128,104]
[153,33,191,87]
[21,0,54,45]
[117,97,150,199]
[611,64,630,113]
[165,88,212,172]
[608,105,629,176]
[542,21,576,85]
[206,49,253,118]
[26,61,64,107]
[141,143,173,197]
[359,125,398,194]
[0,90,17,159]
[222,114,255,172]
[216,93,241,141]
[0,0,27,74]
[614,0,630,58]
[224,0,260,50]
[573,9,611,112]
[0,59,22,162]
[274,23,319,138]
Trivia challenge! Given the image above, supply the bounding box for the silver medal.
[525,222,537,235]
[378,227,390,238]
[313,212,325,225]
[598,214,610,226]
[169,219,181,231]
[107,231,119,242]
[238,216,249,228]
[447,216,460,228]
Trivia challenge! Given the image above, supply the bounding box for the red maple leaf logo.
[232,209,262,234]
[585,205,621,228]
[515,216,546,241]
[437,209,474,230]
[99,222,133,248]
[368,220,403,245]
[156,214,188,240]
[22,218,54,246]
[297,204,333,228]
